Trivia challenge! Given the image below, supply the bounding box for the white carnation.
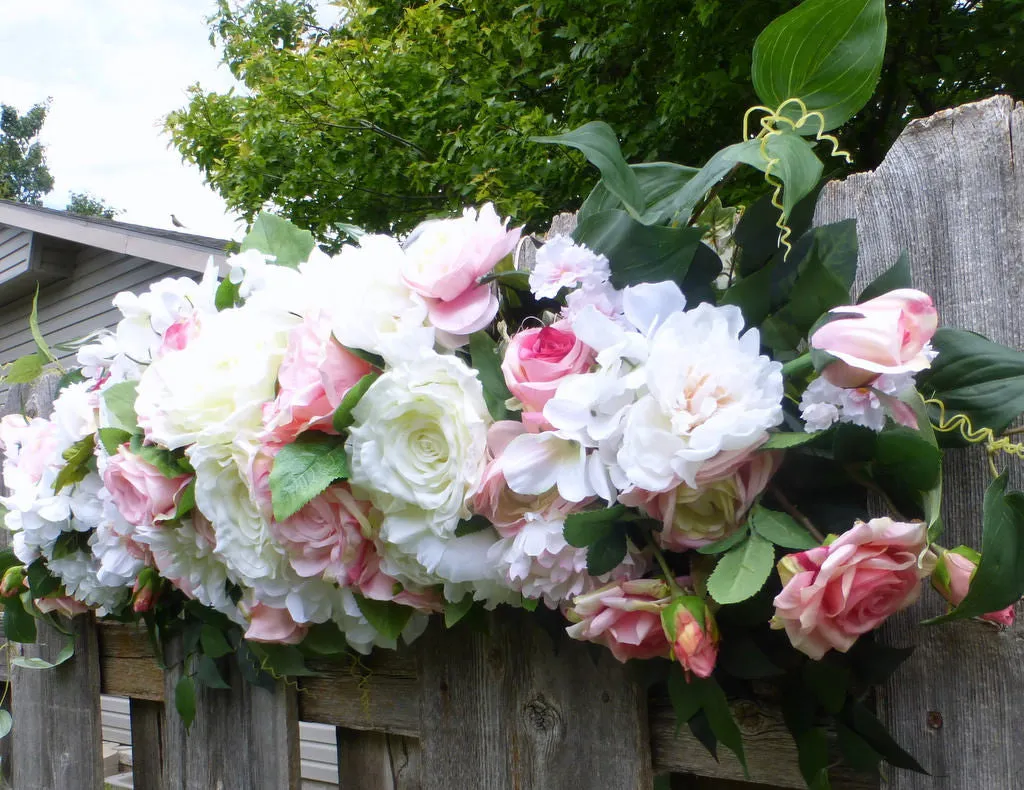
[799,373,916,433]
[530,236,611,299]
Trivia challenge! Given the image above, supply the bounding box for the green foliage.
[65,191,121,220]
[707,531,775,604]
[469,331,512,422]
[353,594,414,642]
[332,372,380,432]
[240,211,315,268]
[667,667,749,775]
[562,506,631,574]
[53,435,96,493]
[268,433,350,521]
[175,675,197,730]
[751,506,818,549]
[102,381,140,433]
[3,594,37,643]
[0,102,53,204]
[2,353,44,385]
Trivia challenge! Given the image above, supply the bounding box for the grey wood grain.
[337,729,421,790]
[417,607,654,790]
[815,94,1024,790]
[162,642,300,790]
[130,699,166,790]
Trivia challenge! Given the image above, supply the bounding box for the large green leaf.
[858,251,912,303]
[532,122,644,218]
[927,474,1024,625]
[754,131,824,221]
[240,212,316,269]
[874,427,942,492]
[102,381,140,433]
[665,139,764,222]
[268,434,350,521]
[692,677,749,775]
[751,506,819,550]
[578,162,700,226]
[707,531,775,605]
[3,353,44,385]
[752,0,887,132]
[917,328,1024,434]
[572,210,703,290]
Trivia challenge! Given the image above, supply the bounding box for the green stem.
[647,538,683,595]
[781,352,814,378]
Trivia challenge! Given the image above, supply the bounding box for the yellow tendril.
[924,396,1024,478]
[741,98,853,258]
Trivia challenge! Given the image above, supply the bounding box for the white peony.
[799,372,916,432]
[530,236,611,299]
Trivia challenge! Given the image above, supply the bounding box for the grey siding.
[0,247,191,394]
[0,224,34,284]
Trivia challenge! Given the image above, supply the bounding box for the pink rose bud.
[932,547,1016,627]
[103,446,192,527]
[772,518,937,659]
[131,567,161,614]
[244,603,308,645]
[662,596,719,679]
[565,578,675,662]
[810,289,938,388]
[501,322,595,430]
[0,566,26,598]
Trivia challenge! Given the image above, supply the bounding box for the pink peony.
[932,547,1016,627]
[103,446,192,526]
[262,313,375,445]
[35,596,90,618]
[501,322,594,430]
[0,414,59,487]
[772,518,937,659]
[663,596,719,679]
[244,603,308,644]
[565,578,675,662]
[810,289,938,388]
[402,204,521,345]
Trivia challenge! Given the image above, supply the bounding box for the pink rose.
[262,313,375,445]
[402,203,521,346]
[565,578,674,662]
[501,322,594,430]
[35,596,90,618]
[244,603,308,645]
[354,552,444,613]
[0,414,59,487]
[663,596,719,679]
[103,446,192,526]
[811,289,938,388]
[932,547,1016,627]
[772,518,937,659]
[472,421,577,534]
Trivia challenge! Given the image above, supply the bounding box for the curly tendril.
[742,99,853,258]
[924,396,1024,477]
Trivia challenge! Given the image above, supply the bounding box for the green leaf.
[858,251,912,303]
[752,0,887,132]
[841,700,927,774]
[4,595,37,643]
[102,381,140,433]
[12,640,74,670]
[572,209,703,290]
[0,710,11,738]
[53,435,96,493]
[174,480,196,520]
[586,529,628,576]
[268,433,350,521]
[26,558,60,598]
[667,663,701,732]
[130,436,190,479]
[693,676,748,775]
[836,721,882,774]
[803,660,849,714]
[927,474,1024,625]
[578,161,700,226]
[444,594,475,628]
[563,505,627,548]
[918,328,1024,434]
[756,131,824,221]
[194,655,231,689]
[454,514,491,537]
[696,525,750,555]
[175,675,197,730]
[97,428,132,456]
[248,642,321,677]
[794,728,832,790]
[532,122,644,219]
[4,353,44,385]
[301,622,349,656]
[332,372,381,432]
[707,532,775,605]
[874,428,942,491]
[200,625,233,659]
[215,277,242,311]
[717,635,784,679]
[752,506,818,550]
[353,594,414,642]
[240,212,316,269]
[666,140,764,222]
[468,332,511,422]
[29,286,58,365]
[761,431,824,450]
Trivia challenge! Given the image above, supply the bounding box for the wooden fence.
[0,96,1021,789]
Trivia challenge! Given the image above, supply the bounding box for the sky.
[0,1,338,240]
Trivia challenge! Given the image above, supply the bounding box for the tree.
[166,0,1024,244]
[0,102,55,205]
[65,191,122,220]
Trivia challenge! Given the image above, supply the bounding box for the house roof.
[0,199,231,273]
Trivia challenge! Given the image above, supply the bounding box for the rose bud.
[131,567,161,614]
[0,566,26,598]
[932,546,1016,627]
[662,595,719,679]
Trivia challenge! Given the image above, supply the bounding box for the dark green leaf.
[794,728,832,790]
[875,428,942,491]
[269,434,349,521]
[332,372,380,432]
[667,139,763,222]
[841,700,928,774]
[3,595,37,643]
[832,423,878,464]
[752,506,819,549]
[301,622,349,656]
[752,0,887,131]
[4,353,44,385]
[175,675,196,729]
[444,594,475,628]
[927,474,1024,625]
[51,530,91,561]
[858,251,912,303]
[102,381,139,433]
[580,161,701,226]
[353,594,414,642]
[717,635,784,679]
[707,532,775,605]
[200,625,233,659]
[687,709,718,760]
[586,529,628,576]
[761,431,824,450]
[696,525,750,555]
[240,212,316,269]
[836,721,882,774]
[563,506,627,548]
[97,428,132,456]
[847,639,914,686]
[667,663,701,732]
[693,676,748,775]
[53,436,96,493]
[194,655,231,689]
[175,480,196,520]
[25,558,60,598]
[455,514,492,537]
[469,332,512,422]
[803,660,850,714]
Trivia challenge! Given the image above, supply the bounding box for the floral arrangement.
[3,0,1024,784]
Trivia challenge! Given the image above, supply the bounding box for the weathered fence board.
[815,94,1024,790]
[337,729,421,790]
[129,699,166,790]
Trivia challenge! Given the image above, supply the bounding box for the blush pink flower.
[663,596,719,679]
[402,204,521,345]
[354,552,444,613]
[262,313,375,445]
[0,414,59,487]
[244,603,308,644]
[35,596,90,617]
[565,578,675,662]
[932,547,1016,627]
[158,314,201,356]
[772,518,936,659]
[810,289,938,388]
[103,446,192,526]
[501,322,594,430]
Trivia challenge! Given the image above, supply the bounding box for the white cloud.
[0,0,317,240]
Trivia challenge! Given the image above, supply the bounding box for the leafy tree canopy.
[65,191,122,220]
[166,0,1024,244]
[0,102,55,205]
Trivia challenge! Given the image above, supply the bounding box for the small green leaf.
[717,635,784,679]
[301,622,350,656]
[841,700,928,774]
[836,721,882,774]
[53,435,96,493]
[4,595,37,643]
[761,431,824,450]
[200,625,233,659]
[858,251,912,303]
[98,428,132,456]
[249,642,321,678]
[794,728,832,790]
[707,532,775,605]
[454,514,491,537]
[194,655,231,689]
[175,675,197,730]
[469,332,512,422]
[268,434,350,521]
[353,594,414,642]
[4,353,44,385]
[667,663,701,732]
[803,660,850,714]
[12,638,74,670]
[174,480,196,520]
[586,529,628,576]
[29,286,58,365]
[240,212,316,269]
[102,381,140,433]
[696,525,750,555]
[215,277,242,311]
[444,594,475,628]
[25,558,60,598]
[752,506,818,550]
[332,372,380,432]
[130,436,190,479]
[563,506,627,548]
[693,676,748,776]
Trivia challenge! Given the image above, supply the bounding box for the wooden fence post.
[1,375,105,790]
[815,94,1024,789]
